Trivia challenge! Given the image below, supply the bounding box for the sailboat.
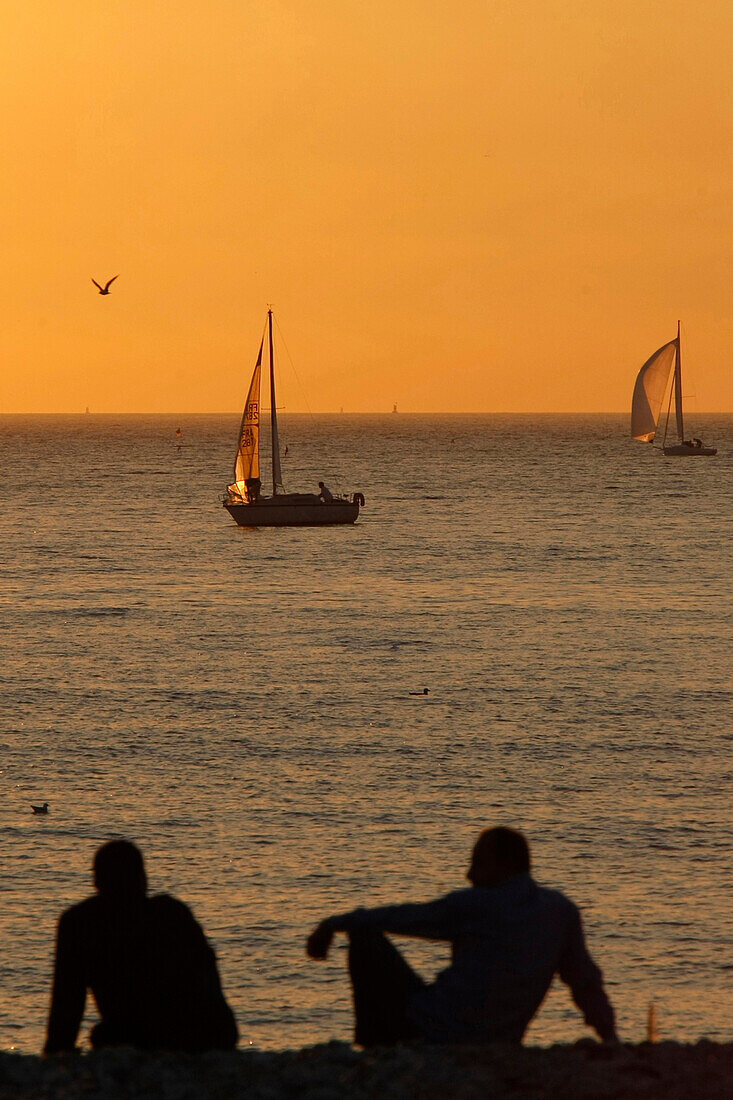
[631,322,717,456]
[223,309,364,526]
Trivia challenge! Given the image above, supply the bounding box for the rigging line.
[248,316,269,407]
[236,319,268,413]
[662,365,674,446]
[272,315,316,422]
[270,314,350,494]
[678,325,702,410]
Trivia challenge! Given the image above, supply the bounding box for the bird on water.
[31,802,49,815]
[92,276,118,295]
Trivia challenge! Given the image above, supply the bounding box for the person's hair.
[473,826,531,874]
[93,840,147,896]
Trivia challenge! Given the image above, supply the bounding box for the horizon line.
[0,409,729,417]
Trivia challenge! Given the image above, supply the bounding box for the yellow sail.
[228,338,263,501]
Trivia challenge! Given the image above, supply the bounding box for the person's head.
[318,482,324,488]
[467,827,530,887]
[93,840,147,897]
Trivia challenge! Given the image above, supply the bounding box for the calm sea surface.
[0,413,730,1052]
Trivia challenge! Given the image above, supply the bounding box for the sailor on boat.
[245,477,261,503]
[318,481,334,503]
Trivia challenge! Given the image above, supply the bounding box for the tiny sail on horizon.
[227,337,263,501]
[630,339,677,442]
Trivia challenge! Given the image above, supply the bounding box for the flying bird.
[92,276,118,295]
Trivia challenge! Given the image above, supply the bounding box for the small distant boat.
[223,310,364,527]
[631,322,716,456]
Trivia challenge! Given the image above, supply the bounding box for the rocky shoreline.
[0,1040,730,1099]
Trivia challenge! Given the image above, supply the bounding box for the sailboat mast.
[674,320,684,442]
[268,308,284,494]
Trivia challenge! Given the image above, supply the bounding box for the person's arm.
[308,893,459,958]
[557,904,617,1042]
[44,912,87,1054]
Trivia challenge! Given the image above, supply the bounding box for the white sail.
[630,340,677,442]
[228,338,263,500]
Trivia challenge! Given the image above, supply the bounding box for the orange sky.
[2,0,731,412]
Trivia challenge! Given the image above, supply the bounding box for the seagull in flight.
[92,275,118,295]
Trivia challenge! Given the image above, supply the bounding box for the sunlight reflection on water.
[0,413,730,1050]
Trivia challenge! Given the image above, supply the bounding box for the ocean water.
[0,413,730,1053]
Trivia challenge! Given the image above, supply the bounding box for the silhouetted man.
[307,827,617,1046]
[44,840,238,1053]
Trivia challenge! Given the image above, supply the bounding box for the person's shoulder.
[58,894,101,924]
[148,892,197,921]
[147,894,213,955]
[534,882,580,918]
[147,893,208,936]
[440,886,479,909]
[56,894,107,938]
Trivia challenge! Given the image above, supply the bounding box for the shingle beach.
[1,1040,730,1100]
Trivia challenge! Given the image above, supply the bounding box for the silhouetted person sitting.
[44,840,238,1053]
[307,826,617,1046]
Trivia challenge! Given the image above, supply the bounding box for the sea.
[0,413,730,1053]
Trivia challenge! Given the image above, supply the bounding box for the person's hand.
[306,919,334,959]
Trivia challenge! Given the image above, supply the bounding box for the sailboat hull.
[662,443,717,456]
[224,494,360,527]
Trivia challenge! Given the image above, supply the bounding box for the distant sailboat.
[631,322,716,456]
[223,309,364,527]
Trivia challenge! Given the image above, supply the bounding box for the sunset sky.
[2,1,731,413]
